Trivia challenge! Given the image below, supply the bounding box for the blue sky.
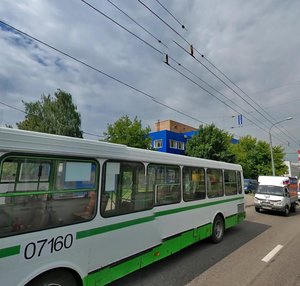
[0,0,300,162]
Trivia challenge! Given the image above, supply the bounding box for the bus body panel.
[0,127,245,286]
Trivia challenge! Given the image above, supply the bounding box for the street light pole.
[269,117,293,176]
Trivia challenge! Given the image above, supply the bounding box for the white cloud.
[0,0,299,161]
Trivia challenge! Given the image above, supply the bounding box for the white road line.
[261,244,284,263]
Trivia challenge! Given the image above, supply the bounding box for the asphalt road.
[110,195,300,286]
[187,196,300,286]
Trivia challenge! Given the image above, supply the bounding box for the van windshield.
[257,185,284,196]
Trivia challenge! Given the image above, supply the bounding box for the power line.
[105,0,168,49]
[165,61,267,134]
[173,41,299,147]
[1,21,296,154]
[137,0,189,46]
[80,0,163,56]
[0,100,26,114]
[167,55,266,129]
[138,1,273,126]
[0,100,104,139]
[136,1,299,147]
[0,20,207,126]
[164,61,297,150]
[202,55,300,145]
[79,1,278,135]
[154,0,187,31]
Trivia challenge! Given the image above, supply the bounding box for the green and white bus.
[0,127,245,286]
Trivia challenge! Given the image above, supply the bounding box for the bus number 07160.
[24,234,73,260]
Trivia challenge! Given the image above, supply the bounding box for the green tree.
[230,135,287,178]
[104,115,151,149]
[185,124,235,162]
[16,89,83,138]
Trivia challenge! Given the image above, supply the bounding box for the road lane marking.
[261,244,283,263]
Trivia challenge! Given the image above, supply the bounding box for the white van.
[254,176,298,216]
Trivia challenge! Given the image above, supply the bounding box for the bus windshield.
[257,185,285,196]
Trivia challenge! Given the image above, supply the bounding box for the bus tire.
[211,215,224,243]
[28,269,79,286]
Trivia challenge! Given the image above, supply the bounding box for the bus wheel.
[28,269,78,286]
[211,215,224,243]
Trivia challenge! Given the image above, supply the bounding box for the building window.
[177,141,185,150]
[153,139,163,148]
[169,140,177,149]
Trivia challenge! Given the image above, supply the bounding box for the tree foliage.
[230,135,288,178]
[104,115,151,149]
[185,124,235,163]
[16,89,83,138]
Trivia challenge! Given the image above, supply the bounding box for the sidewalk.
[245,193,254,208]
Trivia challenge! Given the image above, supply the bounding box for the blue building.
[148,120,198,155]
[148,120,238,155]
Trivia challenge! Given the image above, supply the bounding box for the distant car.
[244,179,258,194]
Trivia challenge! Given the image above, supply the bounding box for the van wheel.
[290,204,296,213]
[27,269,78,286]
[255,207,260,212]
[284,206,290,216]
[211,215,224,243]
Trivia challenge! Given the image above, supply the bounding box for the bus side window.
[147,164,181,206]
[224,170,237,196]
[183,166,206,201]
[101,161,151,217]
[0,157,52,236]
[207,168,224,198]
[237,171,243,194]
[0,156,98,238]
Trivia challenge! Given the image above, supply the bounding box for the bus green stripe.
[0,188,95,197]
[155,196,243,217]
[77,196,244,239]
[0,245,20,258]
[83,213,246,286]
[76,216,155,239]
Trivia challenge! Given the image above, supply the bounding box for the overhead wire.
[165,61,268,135]
[173,41,279,130]
[138,0,298,148]
[0,100,27,114]
[79,0,276,132]
[137,0,189,46]
[153,0,187,31]
[78,1,297,150]
[202,54,300,145]
[167,55,266,128]
[105,0,168,49]
[0,100,103,138]
[1,8,296,152]
[138,1,275,125]
[0,20,207,126]
[80,0,163,56]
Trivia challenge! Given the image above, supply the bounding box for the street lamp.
[269,116,293,176]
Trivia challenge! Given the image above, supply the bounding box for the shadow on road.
[110,220,270,286]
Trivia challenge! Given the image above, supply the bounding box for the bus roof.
[0,127,242,170]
